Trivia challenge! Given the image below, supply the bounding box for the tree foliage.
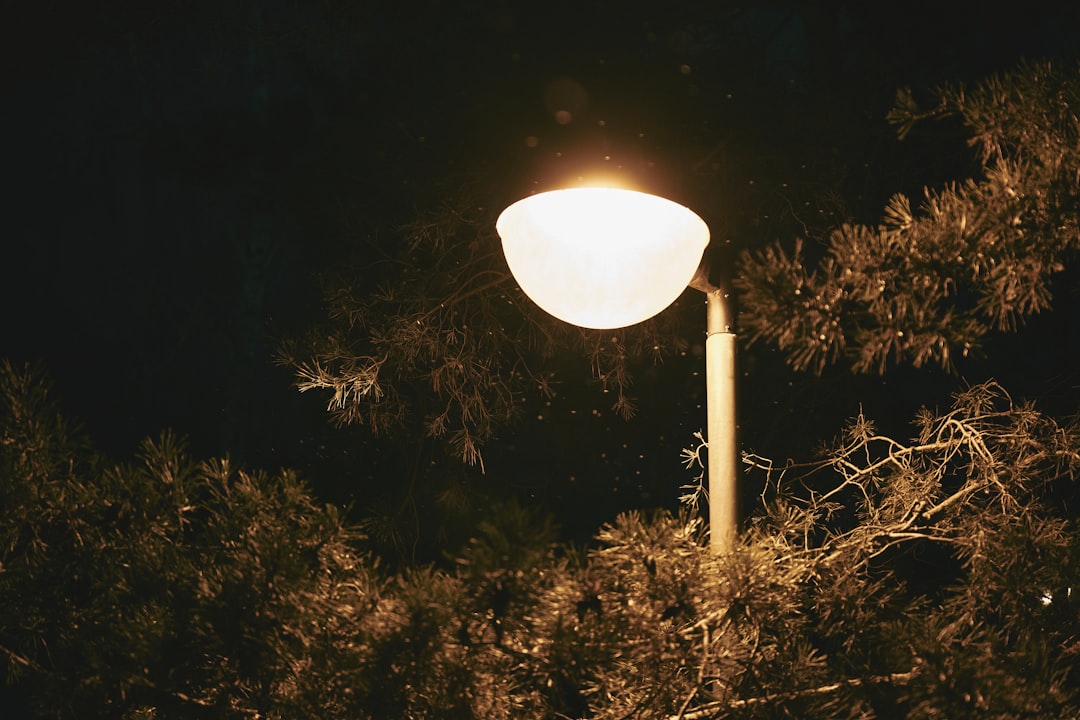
[737,60,1080,373]
[0,360,376,719]
[284,59,1080,475]
[6,58,1080,719]
[436,381,1078,719]
[302,382,1079,719]
[4,359,1079,718]
[278,188,694,470]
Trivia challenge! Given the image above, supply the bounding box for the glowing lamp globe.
[496,188,710,329]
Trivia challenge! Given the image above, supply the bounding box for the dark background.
[3,1,1078,546]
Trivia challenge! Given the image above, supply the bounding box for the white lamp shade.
[496,187,710,329]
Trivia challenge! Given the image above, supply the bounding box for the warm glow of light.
[496,187,710,329]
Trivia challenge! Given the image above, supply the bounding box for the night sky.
[4,2,1079,550]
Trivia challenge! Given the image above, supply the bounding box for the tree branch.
[669,670,917,719]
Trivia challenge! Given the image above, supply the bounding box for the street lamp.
[496,186,739,553]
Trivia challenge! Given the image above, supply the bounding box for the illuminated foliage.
[0,360,375,719]
[3,364,1079,718]
[278,191,689,470]
[737,60,1080,373]
[343,381,1076,719]
[6,56,1080,719]
[285,59,1080,481]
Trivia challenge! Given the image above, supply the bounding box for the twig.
[668,670,917,719]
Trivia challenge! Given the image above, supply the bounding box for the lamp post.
[496,187,739,553]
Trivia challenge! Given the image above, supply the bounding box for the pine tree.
[347,383,1079,719]
[270,57,1080,718]
[6,57,1079,720]
[736,60,1080,373]
[0,360,377,719]
[280,58,1080,563]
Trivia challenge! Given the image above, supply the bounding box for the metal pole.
[704,288,738,554]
